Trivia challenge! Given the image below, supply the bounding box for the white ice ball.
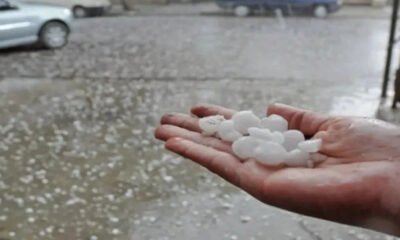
[222,132,243,142]
[232,111,261,134]
[248,127,273,140]
[254,141,286,166]
[198,115,225,135]
[247,127,284,144]
[261,114,288,132]
[218,120,242,142]
[284,149,309,167]
[283,130,306,151]
[271,132,284,144]
[232,136,260,159]
[298,139,322,153]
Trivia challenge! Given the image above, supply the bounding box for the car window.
[0,0,12,10]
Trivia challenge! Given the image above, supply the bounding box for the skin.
[154,103,400,235]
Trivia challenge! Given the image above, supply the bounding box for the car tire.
[73,6,87,18]
[313,5,328,18]
[39,21,69,49]
[234,5,250,17]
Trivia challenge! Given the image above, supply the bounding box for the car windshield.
[0,0,8,7]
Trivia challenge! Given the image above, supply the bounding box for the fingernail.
[161,113,175,123]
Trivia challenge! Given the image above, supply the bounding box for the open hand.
[155,103,400,235]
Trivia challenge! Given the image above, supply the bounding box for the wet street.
[0,13,398,240]
[0,15,391,84]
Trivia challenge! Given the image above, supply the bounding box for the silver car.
[0,0,73,49]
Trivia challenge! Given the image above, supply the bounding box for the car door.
[287,0,313,11]
[264,0,289,11]
[0,1,39,44]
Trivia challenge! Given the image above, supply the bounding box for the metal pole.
[382,0,399,98]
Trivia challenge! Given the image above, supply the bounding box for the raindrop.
[221,202,234,210]
[148,216,157,223]
[46,226,54,233]
[124,189,133,198]
[240,216,251,223]
[111,228,120,235]
[175,220,183,226]
[109,216,119,223]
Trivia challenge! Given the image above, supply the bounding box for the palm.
[155,103,400,234]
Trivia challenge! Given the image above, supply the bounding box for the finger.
[191,103,236,119]
[312,130,336,153]
[160,113,201,132]
[312,131,347,159]
[165,138,242,186]
[155,125,233,153]
[267,103,330,136]
[310,152,329,163]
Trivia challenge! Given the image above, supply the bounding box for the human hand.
[155,103,400,235]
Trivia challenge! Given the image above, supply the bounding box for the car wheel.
[234,5,250,17]
[73,6,87,18]
[313,5,328,18]
[39,22,69,49]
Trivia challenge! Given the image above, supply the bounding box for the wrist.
[360,216,400,236]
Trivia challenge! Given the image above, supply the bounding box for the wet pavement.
[0,16,392,84]
[0,13,398,240]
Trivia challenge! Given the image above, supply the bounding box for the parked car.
[216,0,343,18]
[0,0,73,49]
[21,0,112,18]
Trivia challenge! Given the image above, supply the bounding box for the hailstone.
[232,111,261,134]
[198,115,225,135]
[283,130,306,151]
[261,114,288,132]
[270,132,284,144]
[253,141,286,166]
[232,136,260,159]
[248,127,273,140]
[218,120,242,142]
[298,139,322,153]
[285,149,309,167]
[196,110,324,168]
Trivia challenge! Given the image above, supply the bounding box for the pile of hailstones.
[199,111,324,168]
